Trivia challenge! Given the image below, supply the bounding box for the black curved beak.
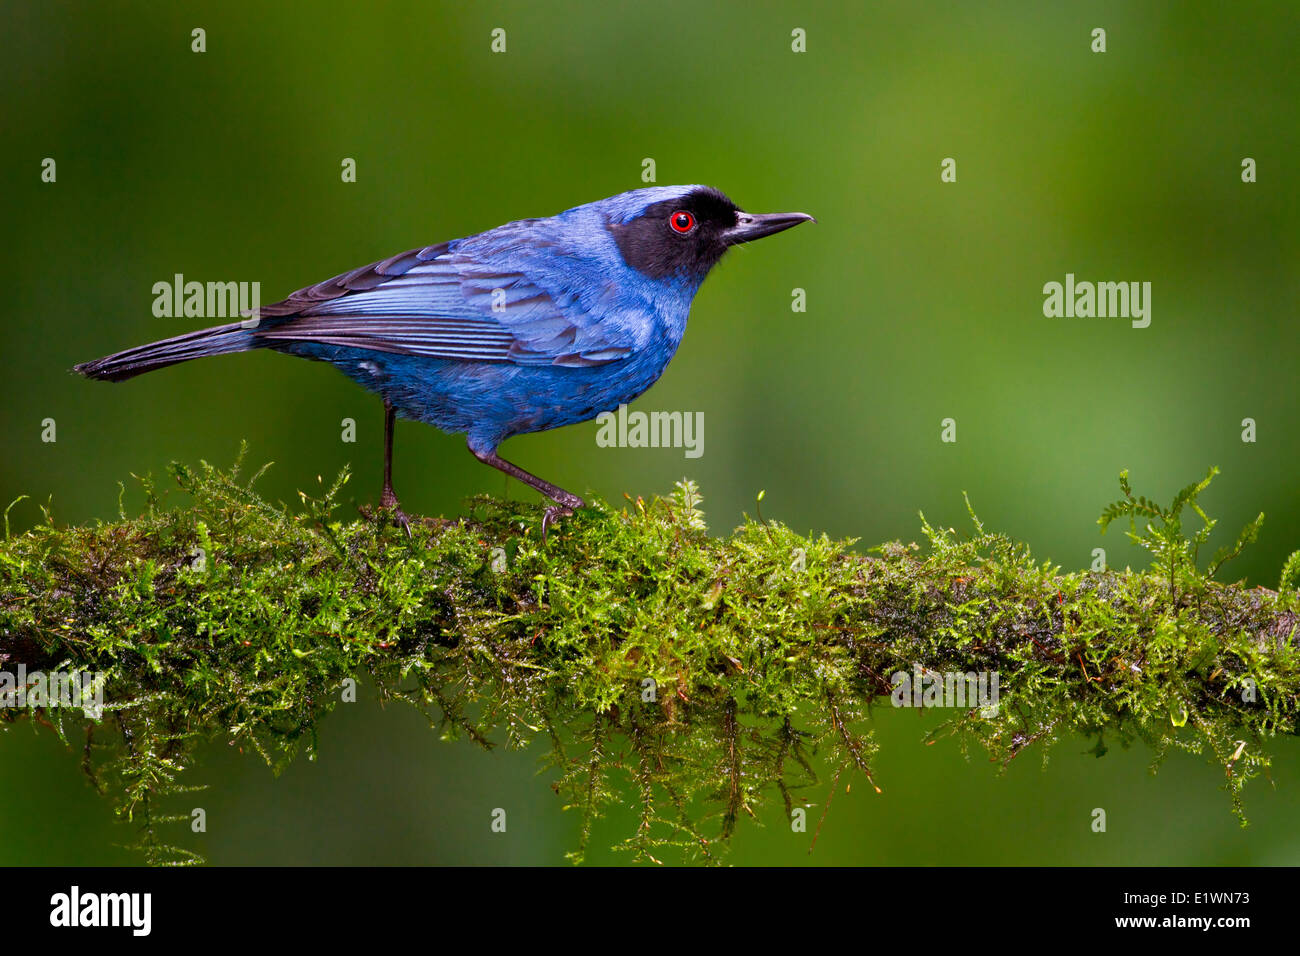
[724,210,816,246]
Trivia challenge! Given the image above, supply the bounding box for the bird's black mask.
[608,187,740,282]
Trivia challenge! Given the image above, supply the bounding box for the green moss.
[0,447,1296,864]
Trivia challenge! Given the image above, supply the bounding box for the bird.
[75,185,814,535]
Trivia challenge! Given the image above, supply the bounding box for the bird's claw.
[390,507,412,538]
[372,494,413,538]
[541,504,575,541]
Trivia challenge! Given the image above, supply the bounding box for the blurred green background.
[3,0,1298,864]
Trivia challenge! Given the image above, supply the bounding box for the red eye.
[669,210,695,234]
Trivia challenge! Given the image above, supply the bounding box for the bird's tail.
[74,322,260,382]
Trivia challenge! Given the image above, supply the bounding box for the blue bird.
[76,186,814,534]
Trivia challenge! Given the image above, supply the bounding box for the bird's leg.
[380,399,411,536]
[469,445,585,539]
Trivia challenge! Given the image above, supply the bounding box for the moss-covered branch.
[1,451,1297,864]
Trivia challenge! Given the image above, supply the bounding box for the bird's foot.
[388,506,412,538]
[371,492,413,538]
[541,506,572,541]
[541,494,584,542]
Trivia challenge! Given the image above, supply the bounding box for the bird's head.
[603,186,814,284]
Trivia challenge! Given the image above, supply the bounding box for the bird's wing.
[252,240,636,367]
